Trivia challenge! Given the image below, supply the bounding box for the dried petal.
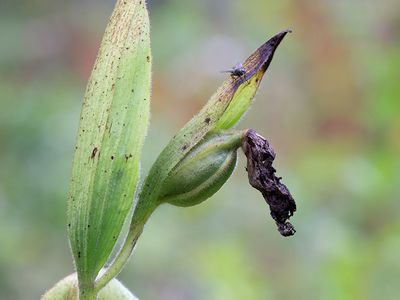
[242,129,296,236]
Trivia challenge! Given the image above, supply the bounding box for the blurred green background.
[1,0,399,299]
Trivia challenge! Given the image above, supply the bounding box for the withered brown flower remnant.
[242,129,296,237]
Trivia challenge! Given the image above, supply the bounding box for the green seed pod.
[159,131,244,207]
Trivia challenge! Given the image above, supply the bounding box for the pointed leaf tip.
[240,29,292,82]
[214,29,291,129]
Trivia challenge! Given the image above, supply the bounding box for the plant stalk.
[94,199,159,292]
[79,285,97,300]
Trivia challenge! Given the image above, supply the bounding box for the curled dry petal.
[242,129,296,237]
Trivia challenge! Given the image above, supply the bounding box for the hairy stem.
[79,284,97,300]
[94,199,159,292]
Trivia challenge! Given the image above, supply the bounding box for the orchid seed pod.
[159,131,244,207]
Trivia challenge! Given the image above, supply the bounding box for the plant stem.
[79,285,97,300]
[94,199,158,292]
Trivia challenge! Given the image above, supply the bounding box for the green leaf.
[136,30,290,211]
[67,0,151,287]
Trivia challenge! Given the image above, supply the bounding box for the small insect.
[220,63,246,78]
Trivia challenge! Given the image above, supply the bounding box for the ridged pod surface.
[160,131,243,207]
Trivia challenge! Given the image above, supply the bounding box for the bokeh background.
[1,0,400,299]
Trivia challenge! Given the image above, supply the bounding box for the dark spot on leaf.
[204,117,211,124]
[242,129,296,237]
[146,56,150,62]
[68,223,71,227]
[87,224,90,228]
[182,144,188,151]
[125,154,133,162]
[111,156,114,160]
[78,251,81,258]
[91,147,98,159]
